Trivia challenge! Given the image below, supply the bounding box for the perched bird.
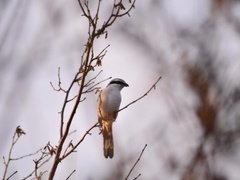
[97,78,129,158]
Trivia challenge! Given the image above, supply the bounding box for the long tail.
[102,123,114,158]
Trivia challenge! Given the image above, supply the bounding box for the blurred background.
[1,0,240,179]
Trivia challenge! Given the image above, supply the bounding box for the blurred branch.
[2,126,26,180]
[66,170,76,180]
[133,174,141,180]
[118,76,162,112]
[182,65,217,179]
[125,144,147,180]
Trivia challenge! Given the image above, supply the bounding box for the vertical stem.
[48,28,95,180]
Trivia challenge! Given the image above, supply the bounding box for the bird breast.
[97,87,122,116]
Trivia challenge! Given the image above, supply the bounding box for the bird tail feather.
[103,123,114,158]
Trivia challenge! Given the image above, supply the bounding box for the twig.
[82,70,103,89]
[82,76,112,94]
[22,145,53,179]
[68,130,77,137]
[118,76,162,112]
[32,149,51,179]
[22,156,52,180]
[66,95,78,103]
[50,67,67,93]
[60,122,99,160]
[125,144,147,180]
[6,171,17,180]
[60,71,81,138]
[11,148,42,161]
[66,170,76,180]
[133,174,141,180]
[2,126,25,180]
[63,140,74,157]
[91,44,110,65]
[114,0,137,17]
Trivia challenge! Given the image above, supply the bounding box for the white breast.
[97,86,122,118]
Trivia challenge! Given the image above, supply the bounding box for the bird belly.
[97,88,121,121]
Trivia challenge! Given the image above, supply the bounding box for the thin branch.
[83,70,103,87]
[66,95,78,103]
[79,97,87,102]
[92,44,110,63]
[82,76,112,94]
[44,142,57,156]
[11,148,42,161]
[6,171,17,180]
[95,0,137,37]
[68,129,77,137]
[114,0,137,17]
[133,174,141,180]
[118,76,162,112]
[32,149,51,179]
[77,0,88,18]
[60,71,81,138]
[63,140,74,157]
[84,0,94,26]
[2,126,25,180]
[22,156,52,180]
[66,170,76,180]
[60,122,99,160]
[102,0,121,29]
[125,144,147,180]
[50,67,67,93]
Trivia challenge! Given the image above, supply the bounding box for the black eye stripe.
[110,81,124,85]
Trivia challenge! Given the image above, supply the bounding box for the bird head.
[107,78,129,90]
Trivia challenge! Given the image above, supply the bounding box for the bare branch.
[6,171,17,180]
[44,142,57,156]
[50,67,67,93]
[83,75,112,94]
[33,149,51,179]
[83,70,103,87]
[77,0,89,18]
[22,156,52,180]
[60,71,81,138]
[114,0,137,17]
[66,170,76,180]
[125,144,147,180]
[92,44,110,67]
[66,95,78,103]
[2,126,26,180]
[133,174,141,180]
[94,0,137,37]
[63,140,74,157]
[11,148,42,161]
[60,122,99,160]
[118,76,162,112]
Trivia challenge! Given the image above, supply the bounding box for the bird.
[97,78,129,158]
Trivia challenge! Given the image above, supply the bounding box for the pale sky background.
[1,0,240,180]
